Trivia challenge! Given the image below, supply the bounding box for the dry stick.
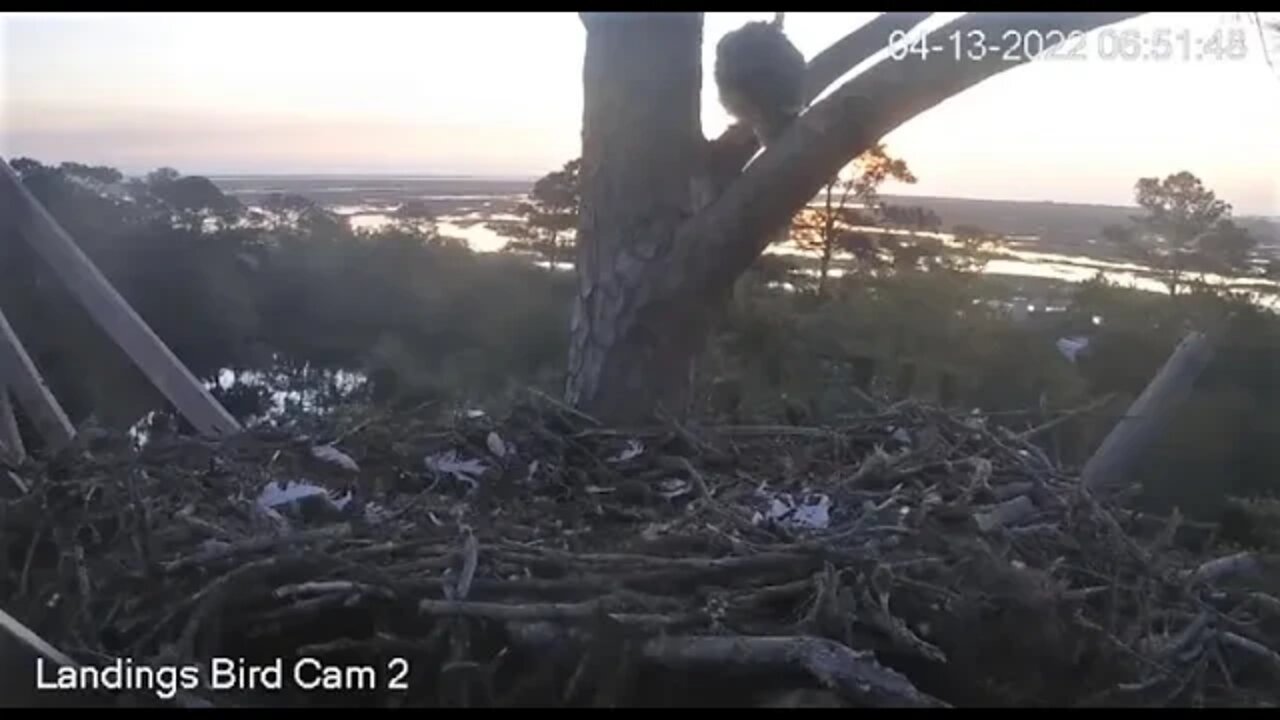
[0,606,214,708]
[639,635,947,708]
[160,524,351,573]
[418,598,698,628]
[1016,393,1118,441]
[1081,332,1216,492]
[527,386,602,427]
[1249,592,1280,619]
[0,385,25,463]
[273,581,395,601]
[973,495,1037,532]
[498,542,807,572]
[1185,552,1259,586]
[1218,632,1280,680]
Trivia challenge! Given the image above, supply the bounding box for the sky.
[2,12,1279,214]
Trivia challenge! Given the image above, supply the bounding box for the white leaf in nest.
[363,502,389,524]
[970,457,993,487]
[755,492,832,530]
[585,485,615,494]
[609,439,645,463]
[524,460,540,484]
[891,427,913,445]
[424,450,488,487]
[657,478,691,500]
[258,479,327,509]
[486,431,508,458]
[311,444,360,472]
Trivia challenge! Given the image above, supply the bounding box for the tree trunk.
[567,13,709,423]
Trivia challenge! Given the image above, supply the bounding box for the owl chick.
[714,17,807,148]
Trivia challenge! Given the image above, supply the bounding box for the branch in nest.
[640,634,948,707]
[161,524,351,573]
[1218,631,1280,679]
[973,494,1037,532]
[1185,552,1259,587]
[418,598,703,629]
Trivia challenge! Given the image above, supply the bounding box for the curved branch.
[679,12,1145,289]
[802,12,933,105]
[708,12,934,177]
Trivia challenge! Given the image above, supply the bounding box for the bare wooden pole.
[0,305,75,450]
[1081,331,1216,491]
[0,159,241,438]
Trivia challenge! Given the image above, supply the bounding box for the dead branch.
[640,634,948,707]
[419,598,700,628]
[1185,552,1259,586]
[1218,631,1280,678]
[974,494,1037,532]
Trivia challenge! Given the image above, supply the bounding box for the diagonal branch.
[709,12,934,179]
[801,12,935,107]
[678,12,1145,289]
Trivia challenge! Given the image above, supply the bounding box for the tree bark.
[569,12,1144,423]
[567,13,708,422]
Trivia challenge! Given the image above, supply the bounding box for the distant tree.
[940,223,1003,273]
[490,159,581,270]
[255,193,346,239]
[389,199,443,237]
[1112,171,1255,295]
[145,171,245,231]
[788,144,915,293]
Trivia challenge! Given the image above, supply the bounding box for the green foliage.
[489,158,580,268]
[1106,171,1258,295]
[784,144,1002,291]
[1,158,571,428]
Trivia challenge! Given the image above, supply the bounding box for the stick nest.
[2,397,1278,708]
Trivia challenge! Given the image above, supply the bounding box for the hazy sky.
[3,12,1279,213]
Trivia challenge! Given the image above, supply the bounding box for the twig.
[273,580,395,601]
[526,387,602,427]
[161,524,351,573]
[1016,393,1117,441]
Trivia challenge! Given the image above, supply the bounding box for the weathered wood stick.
[0,159,240,438]
[0,386,25,462]
[0,606,213,708]
[0,305,75,450]
[1081,331,1216,491]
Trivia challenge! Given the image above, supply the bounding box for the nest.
[2,395,1278,708]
